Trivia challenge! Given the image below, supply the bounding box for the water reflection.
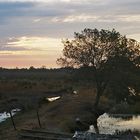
[0,109,20,123]
[47,96,61,102]
[89,113,140,134]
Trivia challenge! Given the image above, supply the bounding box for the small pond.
[47,96,61,102]
[0,109,20,123]
[89,113,140,134]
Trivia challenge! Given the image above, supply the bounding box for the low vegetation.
[0,68,139,140]
[0,28,140,139]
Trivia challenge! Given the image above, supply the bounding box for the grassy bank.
[0,69,139,139]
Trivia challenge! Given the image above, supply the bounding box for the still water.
[90,113,140,134]
[0,109,20,123]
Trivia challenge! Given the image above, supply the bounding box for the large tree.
[57,28,140,108]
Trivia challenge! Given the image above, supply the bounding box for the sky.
[0,0,140,68]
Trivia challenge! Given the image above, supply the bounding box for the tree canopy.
[57,28,140,107]
[57,28,140,68]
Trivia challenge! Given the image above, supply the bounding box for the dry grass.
[0,87,100,139]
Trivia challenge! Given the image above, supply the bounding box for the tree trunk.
[93,119,99,134]
[94,81,108,108]
[9,111,16,130]
[36,109,41,128]
[94,90,101,108]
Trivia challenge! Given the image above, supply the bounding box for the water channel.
[89,113,140,134]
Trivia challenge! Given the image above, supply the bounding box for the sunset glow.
[0,37,63,68]
[0,0,140,68]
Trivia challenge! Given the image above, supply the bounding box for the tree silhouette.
[57,28,140,108]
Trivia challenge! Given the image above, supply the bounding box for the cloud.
[0,0,139,35]
[0,36,63,68]
[0,37,29,51]
[50,14,140,23]
[7,36,62,50]
[50,14,99,23]
[0,0,92,2]
[0,0,139,20]
[0,0,140,68]
[33,18,41,23]
[0,36,63,54]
